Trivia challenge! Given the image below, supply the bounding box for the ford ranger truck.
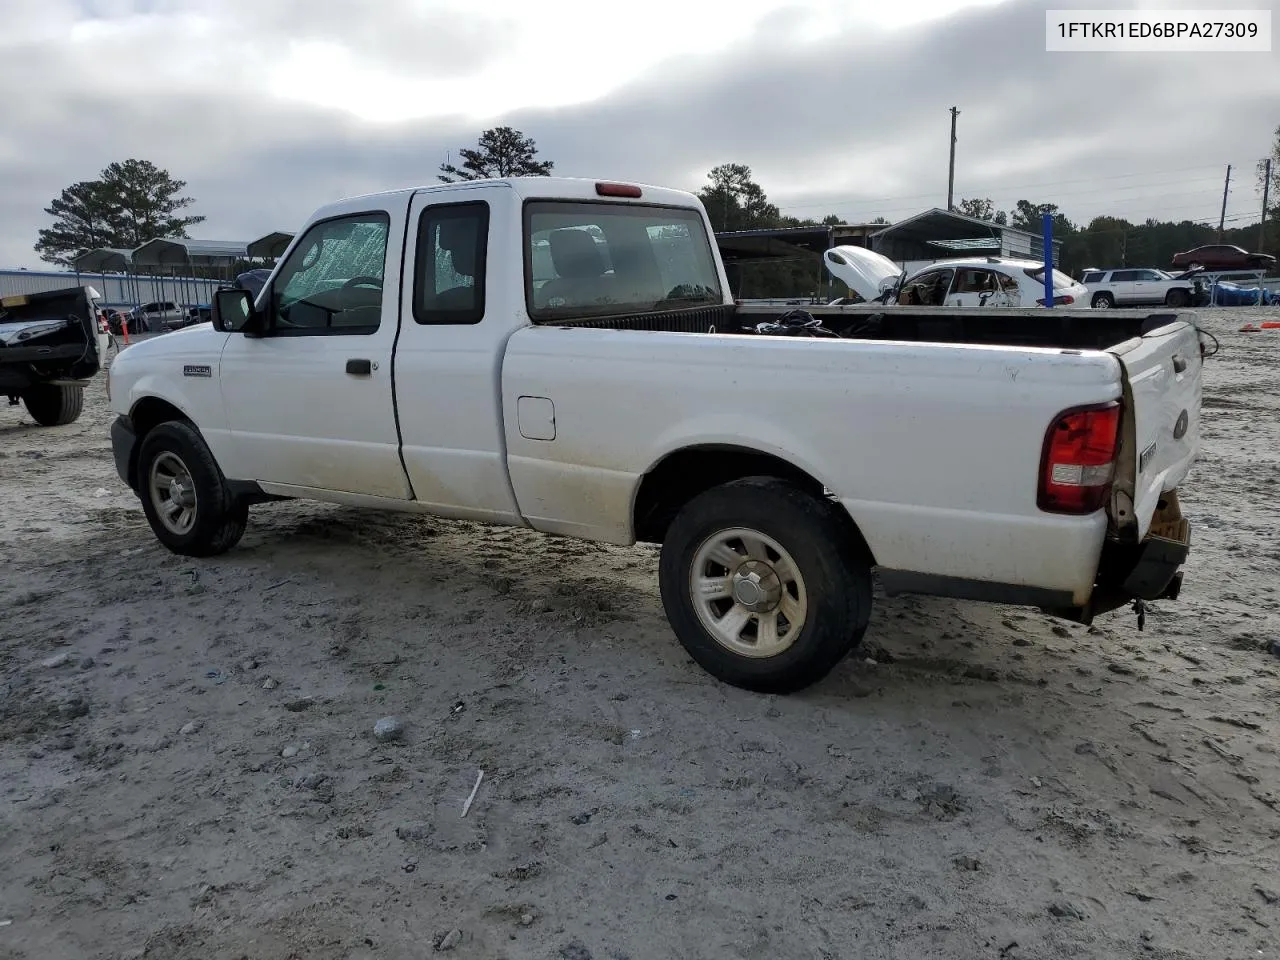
[106,177,1200,694]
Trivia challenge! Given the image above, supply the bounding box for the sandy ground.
[2,311,1278,960]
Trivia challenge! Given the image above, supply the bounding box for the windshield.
[1023,266,1077,291]
[525,201,723,320]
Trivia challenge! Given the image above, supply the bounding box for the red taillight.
[595,181,642,198]
[1036,295,1074,306]
[1038,402,1122,514]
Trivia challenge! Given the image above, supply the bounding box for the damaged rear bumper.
[1045,491,1191,625]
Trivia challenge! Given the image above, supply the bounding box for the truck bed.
[540,303,1193,353]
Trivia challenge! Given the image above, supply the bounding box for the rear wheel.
[137,421,248,556]
[21,384,84,426]
[1090,292,1114,309]
[1165,288,1191,308]
[658,478,872,694]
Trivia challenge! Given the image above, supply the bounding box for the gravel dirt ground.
[2,310,1278,960]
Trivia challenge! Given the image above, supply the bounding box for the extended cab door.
[389,183,524,523]
[216,205,412,499]
[1109,321,1202,540]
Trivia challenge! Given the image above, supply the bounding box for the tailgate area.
[1108,321,1202,540]
[0,286,102,392]
[1045,320,1202,626]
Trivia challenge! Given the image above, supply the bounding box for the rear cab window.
[523,201,722,321]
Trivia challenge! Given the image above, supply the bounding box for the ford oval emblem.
[1173,409,1189,439]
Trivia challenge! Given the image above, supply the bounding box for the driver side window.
[269,212,390,336]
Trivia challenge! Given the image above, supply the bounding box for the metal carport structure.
[131,238,250,309]
[246,231,294,260]
[870,209,1060,265]
[72,248,145,307]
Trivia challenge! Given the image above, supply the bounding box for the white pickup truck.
[106,177,1202,694]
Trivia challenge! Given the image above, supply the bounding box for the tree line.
[37,124,1280,297]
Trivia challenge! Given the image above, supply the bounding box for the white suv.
[1080,268,1196,309]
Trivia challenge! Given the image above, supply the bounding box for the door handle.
[346,358,372,376]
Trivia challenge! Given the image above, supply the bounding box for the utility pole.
[947,107,959,212]
[1260,158,1272,255]
[1217,163,1231,240]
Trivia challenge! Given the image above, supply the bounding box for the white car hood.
[823,246,903,302]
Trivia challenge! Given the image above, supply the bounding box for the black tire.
[1165,288,1191,308]
[137,420,248,556]
[658,477,872,694]
[22,384,84,426]
[1090,292,1114,309]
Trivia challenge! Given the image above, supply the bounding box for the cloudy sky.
[2,0,1277,269]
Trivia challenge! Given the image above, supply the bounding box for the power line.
[1065,210,1257,241]
[776,163,1227,214]
[778,188,1261,232]
[781,177,1233,219]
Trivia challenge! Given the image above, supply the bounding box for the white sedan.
[824,247,1090,308]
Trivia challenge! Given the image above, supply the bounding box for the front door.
[217,205,412,499]
[390,183,524,523]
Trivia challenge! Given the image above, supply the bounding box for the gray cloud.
[2,0,1277,269]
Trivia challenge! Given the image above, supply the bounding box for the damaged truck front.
[1,286,108,426]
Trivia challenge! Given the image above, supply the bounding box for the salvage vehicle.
[106,177,1202,693]
[2,285,108,426]
[1170,244,1275,273]
[1080,268,1198,309]
[824,247,1089,307]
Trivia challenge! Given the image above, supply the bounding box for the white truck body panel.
[502,327,1123,601]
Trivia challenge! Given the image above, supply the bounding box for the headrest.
[548,229,605,279]
[438,218,477,278]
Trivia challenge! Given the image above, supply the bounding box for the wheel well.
[127,397,189,486]
[632,445,872,557]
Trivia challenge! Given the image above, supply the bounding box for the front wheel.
[1165,288,1191,308]
[659,478,872,694]
[1090,293,1114,309]
[137,421,248,556]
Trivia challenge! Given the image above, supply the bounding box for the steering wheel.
[342,276,383,291]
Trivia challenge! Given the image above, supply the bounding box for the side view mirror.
[212,288,260,334]
[979,291,992,305]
